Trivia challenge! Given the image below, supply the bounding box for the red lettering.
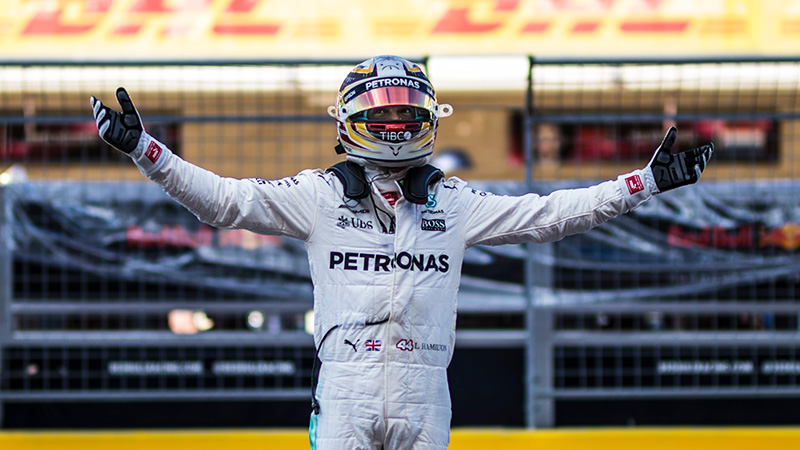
[572,21,600,33]
[213,1,281,35]
[113,24,143,35]
[620,21,689,33]
[433,8,503,33]
[126,225,213,248]
[432,1,520,34]
[87,0,114,13]
[495,0,522,11]
[23,9,96,35]
[668,225,753,250]
[129,0,211,13]
[226,0,260,12]
[212,24,281,35]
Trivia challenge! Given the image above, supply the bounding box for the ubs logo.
[337,216,373,230]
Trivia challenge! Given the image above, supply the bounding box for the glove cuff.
[641,167,660,195]
[616,168,656,211]
[129,132,171,177]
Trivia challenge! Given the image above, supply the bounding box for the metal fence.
[1,57,800,428]
[523,56,800,427]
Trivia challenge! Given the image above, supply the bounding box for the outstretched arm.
[464,127,714,247]
[90,88,316,240]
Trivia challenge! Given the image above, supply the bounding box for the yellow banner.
[1,0,799,60]
[3,428,800,450]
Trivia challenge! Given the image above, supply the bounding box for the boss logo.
[421,219,446,232]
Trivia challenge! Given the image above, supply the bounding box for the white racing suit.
[128,134,654,450]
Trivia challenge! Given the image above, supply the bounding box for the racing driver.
[90,55,713,450]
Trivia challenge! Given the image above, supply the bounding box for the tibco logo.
[379,131,412,142]
[329,251,450,272]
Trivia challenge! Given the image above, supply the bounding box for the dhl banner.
[1,0,799,60]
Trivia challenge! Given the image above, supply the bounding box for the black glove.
[90,87,143,154]
[647,126,714,193]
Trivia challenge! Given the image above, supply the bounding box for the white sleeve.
[127,132,318,240]
[462,169,653,248]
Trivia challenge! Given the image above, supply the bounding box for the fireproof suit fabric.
[127,133,653,450]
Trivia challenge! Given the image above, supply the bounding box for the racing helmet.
[328,55,453,168]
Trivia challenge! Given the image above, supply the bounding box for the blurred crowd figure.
[535,123,564,164]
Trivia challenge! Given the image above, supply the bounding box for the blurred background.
[2,0,800,439]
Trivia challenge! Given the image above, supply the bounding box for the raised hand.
[90,87,143,153]
[647,126,714,193]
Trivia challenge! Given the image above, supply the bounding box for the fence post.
[523,55,557,428]
[0,185,10,427]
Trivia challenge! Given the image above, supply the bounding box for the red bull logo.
[667,225,753,250]
[759,223,800,251]
[668,223,800,252]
